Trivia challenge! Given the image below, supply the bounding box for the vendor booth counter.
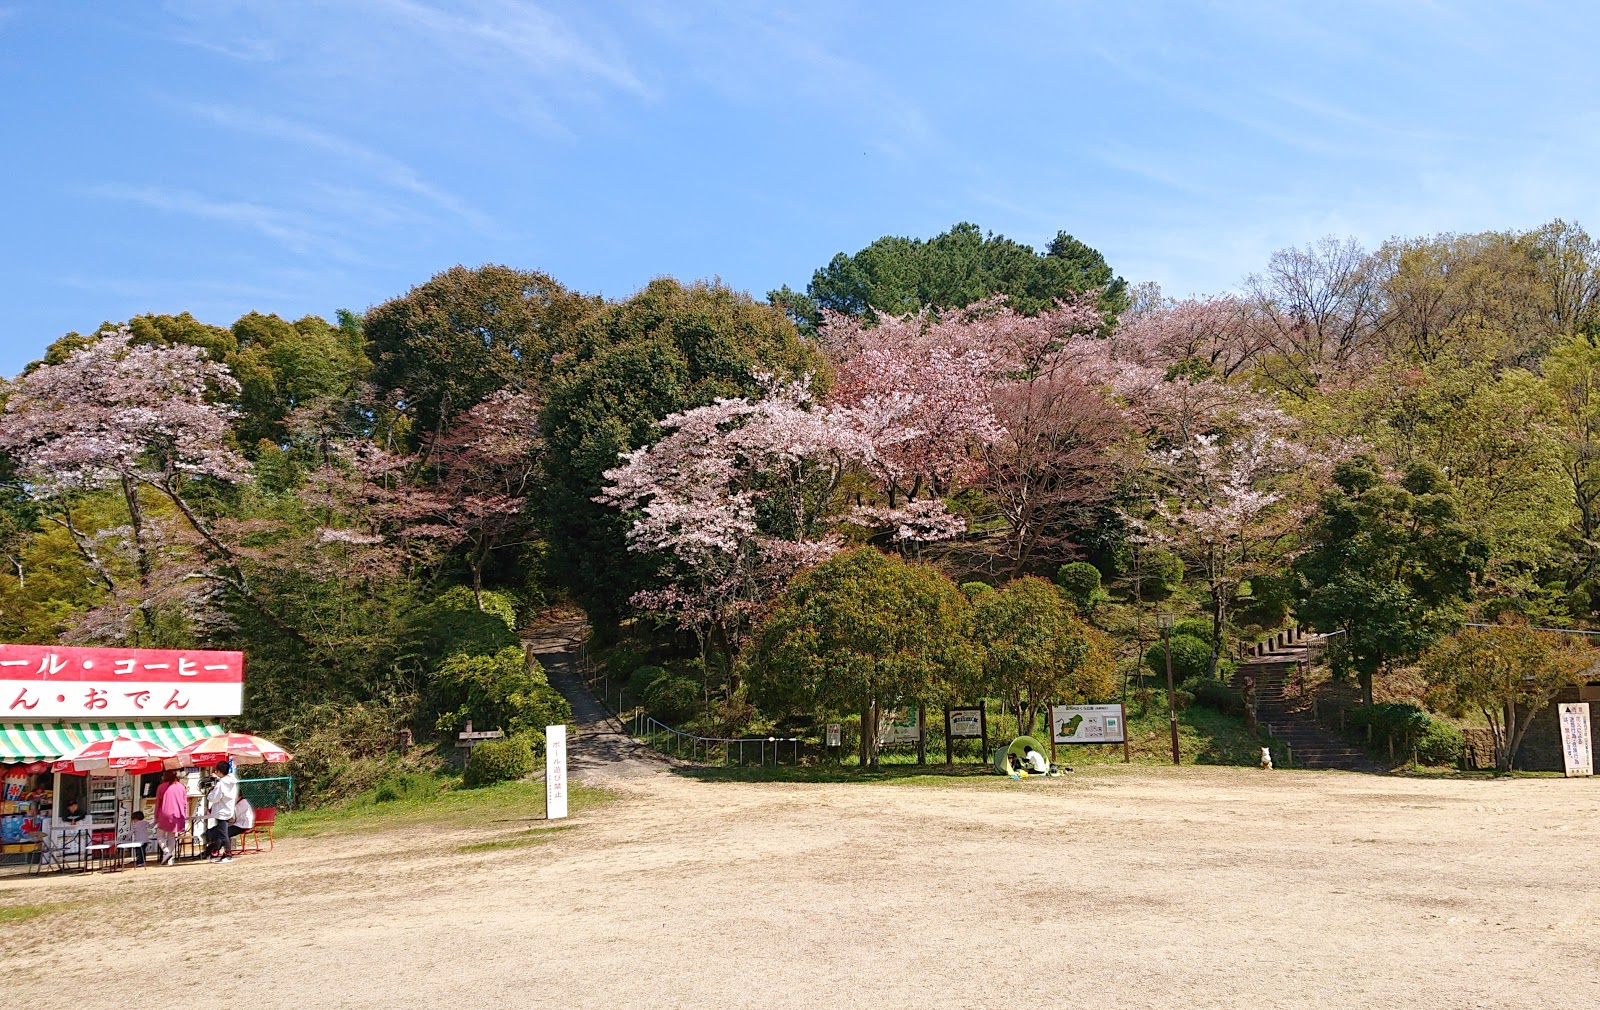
[0,720,223,872]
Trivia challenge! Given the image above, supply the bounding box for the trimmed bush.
[1055,562,1102,613]
[1138,550,1183,600]
[961,581,997,599]
[643,675,702,724]
[627,664,670,700]
[1181,675,1243,715]
[1144,634,1211,682]
[1415,720,1465,766]
[463,735,534,788]
[1172,618,1214,644]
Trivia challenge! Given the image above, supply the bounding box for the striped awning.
[0,720,225,763]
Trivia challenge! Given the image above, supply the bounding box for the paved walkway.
[525,618,670,782]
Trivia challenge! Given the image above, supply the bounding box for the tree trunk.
[120,475,157,641]
[866,698,881,768]
[1360,669,1375,708]
[1210,581,1225,678]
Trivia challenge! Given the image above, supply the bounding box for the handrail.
[632,712,802,767]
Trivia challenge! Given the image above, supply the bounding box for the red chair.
[240,807,275,853]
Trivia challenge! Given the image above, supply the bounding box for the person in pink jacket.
[153,770,189,866]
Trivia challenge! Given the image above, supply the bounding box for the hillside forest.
[3,219,1598,792]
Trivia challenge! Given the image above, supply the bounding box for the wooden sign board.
[948,708,983,738]
[546,724,568,819]
[1559,703,1593,778]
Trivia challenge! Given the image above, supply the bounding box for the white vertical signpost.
[546,724,569,819]
[1558,703,1593,778]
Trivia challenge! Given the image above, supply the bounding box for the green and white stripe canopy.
[0,720,224,763]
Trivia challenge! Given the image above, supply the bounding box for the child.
[128,810,151,867]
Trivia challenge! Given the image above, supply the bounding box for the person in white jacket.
[205,761,239,863]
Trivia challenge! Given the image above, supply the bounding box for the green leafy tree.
[972,576,1117,735]
[431,645,572,739]
[540,278,826,628]
[227,312,369,449]
[365,264,598,439]
[1420,622,1592,772]
[1293,455,1487,706]
[781,222,1127,327]
[747,548,975,767]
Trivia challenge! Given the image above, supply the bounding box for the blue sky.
[2,1,1597,376]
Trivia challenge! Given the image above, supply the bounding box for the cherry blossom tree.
[598,375,975,682]
[1130,408,1311,674]
[0,326,245,641]
[423,389,541,607]
[1114,295,1265,381]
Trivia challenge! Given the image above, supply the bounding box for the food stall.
[0,644,242,871]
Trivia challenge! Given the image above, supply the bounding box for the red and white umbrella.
[170,732,292,768]
[53,736,176,774]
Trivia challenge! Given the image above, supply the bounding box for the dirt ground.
[3,766,1597,1010]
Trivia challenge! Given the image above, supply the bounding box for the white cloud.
[182,102,494,233]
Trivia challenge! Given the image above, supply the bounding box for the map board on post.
[1559,703,1593,778]
[878,706,920,746]
[1052,704,1126,744]
[546,724,568,819]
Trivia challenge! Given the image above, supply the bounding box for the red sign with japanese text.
[0,644,244,719]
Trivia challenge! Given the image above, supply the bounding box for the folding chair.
[239,807,275,853]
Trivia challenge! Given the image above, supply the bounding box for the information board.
[878,707,920,746]
[1559,702,1593,778]
[948,708,983,738]
[545,724,568,819]
[1052,703,1126,744]
[825,723,842,747]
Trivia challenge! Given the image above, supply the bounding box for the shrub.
[1415,720,1465,766]
[1172,618,1213,643]
[1181,675,1243,715]
[627,664,670,700]
[269,698,414,807]
[463,735,534,788]
[961,581,997,599]
[1138,550,1183,599]
[643,675,702,724]
[431,645,573,739]
[1144,634,1211,682]
[1055,562,1102,613]
[1346,702,1429,740]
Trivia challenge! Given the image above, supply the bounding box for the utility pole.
[1159,613,1180,765]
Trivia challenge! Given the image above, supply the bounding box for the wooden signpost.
[454,720,503,765]
[945,704,988,763]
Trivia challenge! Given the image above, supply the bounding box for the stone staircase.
[1231,630,1381,772]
